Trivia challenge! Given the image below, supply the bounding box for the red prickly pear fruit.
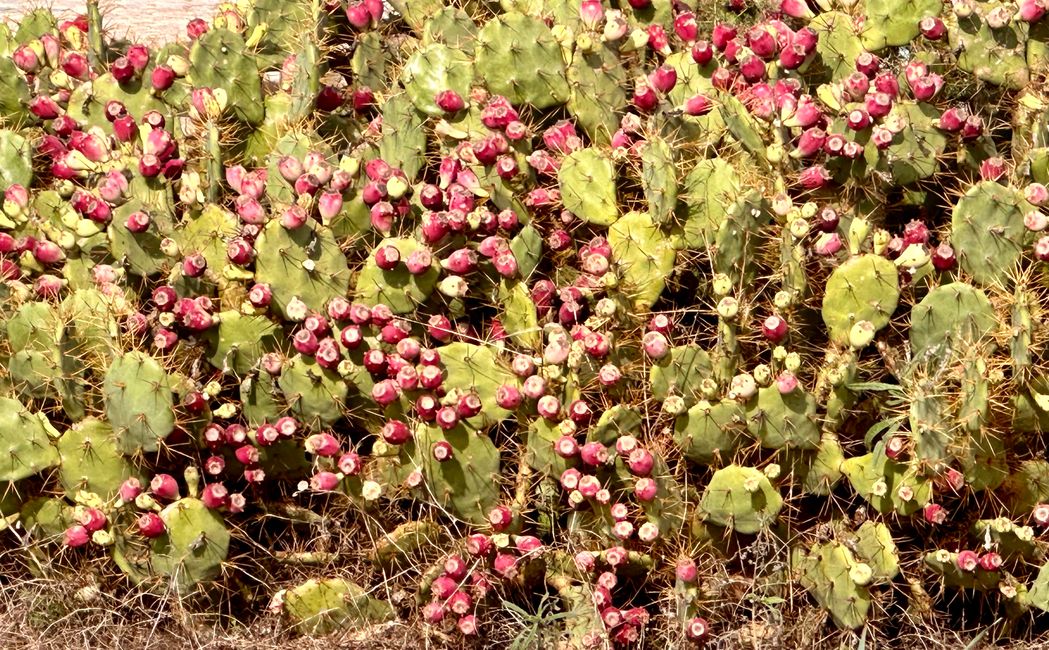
[201,483,229,509]
[675,12,698,42]
[648,65,678,94]
[923,503,948,524]
[310,471,341,491]
[686,617,709,641]
[436,406,460,430]
[931,243,956,270]
[616,435,639,456]
[910,74,943,102]
[457,393,483,419]
[979,156,1008,181]
[29,95,61,120]
[554,435,579,458]
[646,24,668,53]
[150,473,180,500]
[435,90,466,113]
[381,419,412,445]
[634,477,658,502]
[364,0,384,22]
[919,16,946,39]
[956,550,979,572]
[421,602,445,624]
[76,507,107,532]
[712,23,737,50]
[372,379,401,406]
[846,108,871,130]
[516,535,543,554]
[431,575,457,599]
[1026,182,1049,206]
[248,283,272,308]
[374,244,401,270]
[13,44,41,72]
[226,237,254,265]
[762,314,789,343]
[182,390,207,414]
[110,56,136,83]
[316,85,343,111]
[567,399,592,424]
[137,512,166,538]
[431,440,454,462]
[855,52,880,77]
[151,65,176,91]
[885,435,908,460]
[35,274,65,299]
[612,520,633,539]
[691,40,714,65]
[235,445,260,465]
[204,455,225,476]
[292,329,319,355]
[337,451,362,475]
[487,504,513,531]
[961,114,984,141]
[458,614,478,635]
[978,552,1003,571]
[32,239,64,265]
[903,220,929,245]
[632,81,659,112]
[865,92,893,118]
[1021,0,1046,22]
[798,165,832,189]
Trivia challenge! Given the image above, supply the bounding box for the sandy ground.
[0,0,219,43]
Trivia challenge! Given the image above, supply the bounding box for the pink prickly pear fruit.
[516,535,543,554]
[436,406,460,430]
[204,455,225,476]
[1032,503,1049,526]
[648,65,678,94]
[151,65,176,91]
[337,451,361,476]
[119,478,143,502]
[345,2,372,29]
[32,239,65,265]
[381,419,412,445]
[676,557,698,582]
[310,471,341,492]
[931,243,956,270]
[612,520,633,539]
[137,512,166,538]
[29,95,61,120]
[536,395,561,420]
[1036,236,1049,262]
[579,0,604,29]
[317,191,344,221]
[580,441,608,466]
[634,477,658,502]
[305,433,341,457]
[683,94,712,116]
[150,474,180,500]
[761,314,788,343]
[919,16,946,39]
[643,331,670,359]
[780,0,814,18]
[686,617,709,641]
[776,372,799,394]
[554,435,579,458]
[496,384,523,409]
[374,244,401,270]
[201,483,229,509]
[466,533,493,556]
[182,252,207,278]
[1020,0,1046,21]
[487,504,513,531]
[798,165,832,189]
[64,524,91,547]
[76,507,107,532]
[627,448,654,477]
[493,552,518,578]
[458,614,478,635]
[956,550,979,572]
[228,493,247,514]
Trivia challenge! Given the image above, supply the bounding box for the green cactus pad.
[109,198,175,277]
[379,94,428,181]
[0,129,32,192]
[188,28,264,124]
[498,279,541,349]
[66,74,169,129]
[20,496,72,539]
[567,44,627,145]
[795,541,871,629]
[860,0,942,50]
[608,211,676,310]
[840,447,932,516]
[909,282,996,360]
[559,147,618,226]
[700,465,783,534]
[649,344,712,407]
[284,578,395,634]
[475,12,569,109]
[439,342,517,430]
[950,4,1030,89]
[641,136,677,226]
[746,386,821,450]
[354,237,438,314]
[414,422,502,525]
[923,550,1002,590]
[852,521,900,581]
[588,405,642,445]
[175,204,240,275]
[713,191,770,286]
[204,311,281,376]
[150,497,230,593]
[254,220,351,320]
[880,102,948,186]
[802,437,845,495]
[0,57,29,124]
[0,397,60,482]
[277,355,348,427]
[400,43,474,117]
[57,417,140,498]
[423,7,478,53]
[951,180,1029,287]
[821,254,900,346]
[103,351,176,455]
[812,12,865,81]
[673,399,745,465]
[679,158,741,249]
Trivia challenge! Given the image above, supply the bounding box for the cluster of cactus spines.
[11,0,1049,645]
